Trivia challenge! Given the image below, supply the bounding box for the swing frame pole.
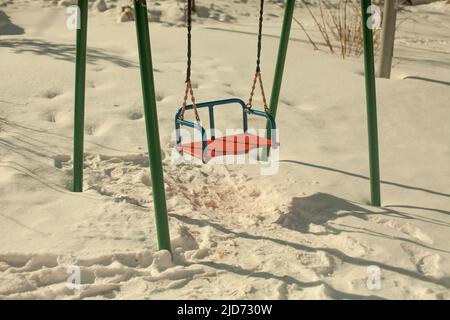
[360,0,381,207]
[266,0,295,141]
[73,0,88,192]
[134,0,171,252]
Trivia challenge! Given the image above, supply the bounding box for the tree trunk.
[377,0,398,78]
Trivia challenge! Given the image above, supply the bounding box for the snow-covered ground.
[0,0,449,299]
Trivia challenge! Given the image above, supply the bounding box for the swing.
[174,0,278,163]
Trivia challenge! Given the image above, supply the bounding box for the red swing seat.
[177,133,273,160]
[175,98,277,163]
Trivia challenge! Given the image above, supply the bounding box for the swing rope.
[179,0,200,122]
[179,0,269,120]
[247,0,269,114]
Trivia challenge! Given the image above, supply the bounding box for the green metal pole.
[360,0,381,206]
[73,0,88,192]
[133,0,171,252]
[266,0,295,141]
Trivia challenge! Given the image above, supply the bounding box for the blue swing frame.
[175,98,278,163]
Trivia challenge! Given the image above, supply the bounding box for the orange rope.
[180,80,200,122]
[246,71,269,113]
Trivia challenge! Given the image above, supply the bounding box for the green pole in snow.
[73,0,88,192]
[133,0,171,252]
[360,0,381,206]
[266,0,295,141]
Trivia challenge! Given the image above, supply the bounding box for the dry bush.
[299,0,382,58]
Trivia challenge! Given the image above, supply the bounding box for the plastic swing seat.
[178,133,273,160]
[175,98,278,163]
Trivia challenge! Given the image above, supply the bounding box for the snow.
[0,0,449,299]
